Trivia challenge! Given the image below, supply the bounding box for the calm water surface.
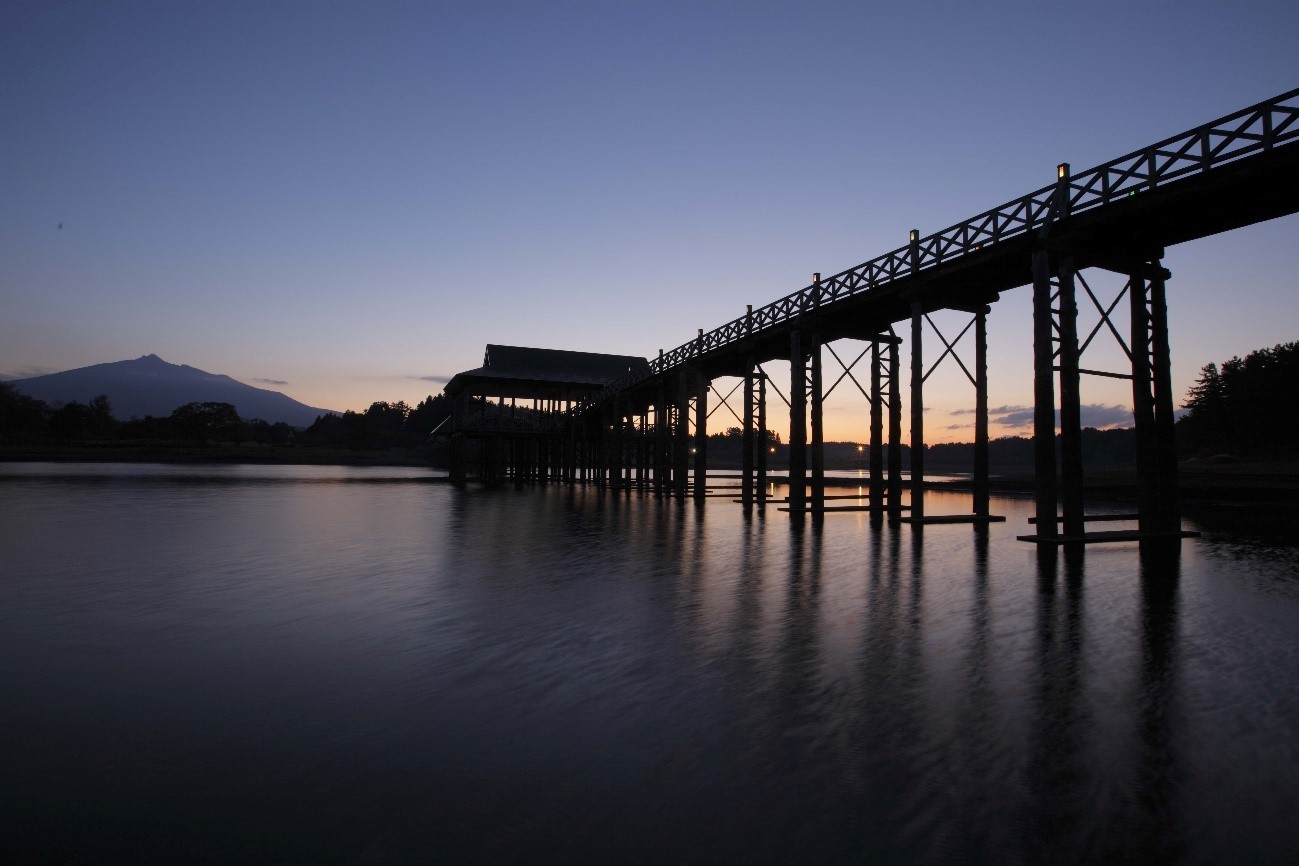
[2,462,1297,864]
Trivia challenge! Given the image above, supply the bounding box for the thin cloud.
[252,377,290,386]
[409,374,452,384]
[994,407,1037,429]
[949,404,1030,417]
[1079,404,1134,428]
[946,403,1134,430]
[1,365,56,380]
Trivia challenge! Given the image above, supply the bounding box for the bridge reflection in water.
[418,483,1279,862]
[3,466,1297,861]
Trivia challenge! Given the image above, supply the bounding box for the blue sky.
[2,1,1296,439]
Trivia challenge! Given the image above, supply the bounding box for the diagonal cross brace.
[707,380,745,425]
[823,343,872,402]
[921,314,977,387]
[758,364,791,408]
[1077,271,1133,361]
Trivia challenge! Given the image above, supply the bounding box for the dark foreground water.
[2,463,1298,864]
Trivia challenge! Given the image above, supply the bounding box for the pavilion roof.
[443,345,649,397]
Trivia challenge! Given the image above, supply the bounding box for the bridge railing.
[575,87,1299,416]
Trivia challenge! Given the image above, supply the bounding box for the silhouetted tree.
[169,402,243,444]
[241,418,295,445]
[85,395,116,438]
[406,394,451,436]
[49,401,95,440]
[0,382,49,444]
[297,413,346,447]
[1180,342,1299,458]
[365,401,409,435]
[118,415,169,440]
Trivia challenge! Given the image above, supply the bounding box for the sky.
[2,0,1296,441]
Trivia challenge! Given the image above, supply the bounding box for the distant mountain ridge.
[7,355,338,428]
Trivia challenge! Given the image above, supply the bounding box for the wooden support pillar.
[562,415,571,484]
[870,341,884,513]
[601,404,614,488]
[693,370,707,500]
[566,429,573,484]
[575,427,581,486]
[655,382,670,494]
[909,302,925,520]
[636,409,647,488]
[607,404,620,489]
[1149,265,1181,533]
[449,434,466,484]
[480,436,494,483]
[622,404,633,489]
[621,409,629,488]
[1058,258,1085,538]
[1130,271,1159,533]
[887,337,902,515]
[537,433,547,484]
[757,372,768,506]
[624,402,636,490]
[574,426,582,484]
[789,330,807,514]
[674,368,690,498]
[974,309,990,518]
[570,407,579,484]
[809,334,825,516]
[1031,249,1059,538]
[537,433,548,485]
[742,361,755,508]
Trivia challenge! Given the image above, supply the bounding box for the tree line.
[0,382,451,452]
[1178,341,1299,459]
[296,396,449,450]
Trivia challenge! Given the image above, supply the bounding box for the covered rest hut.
[438,344,648,482]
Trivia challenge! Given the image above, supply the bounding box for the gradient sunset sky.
[2,1,1296,441]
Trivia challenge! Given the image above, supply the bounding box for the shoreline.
[5,447,1296,508]
[0,443,437,468]
[714,462,1299,509]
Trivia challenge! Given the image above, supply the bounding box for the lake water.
[2,462,1297,864]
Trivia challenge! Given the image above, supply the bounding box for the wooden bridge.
[443,88,1299,544]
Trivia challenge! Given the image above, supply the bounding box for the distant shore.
[0,443,437,468]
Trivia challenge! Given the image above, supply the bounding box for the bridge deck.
[583,88,1299,407]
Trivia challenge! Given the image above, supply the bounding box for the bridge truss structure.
[460,89,1299,543]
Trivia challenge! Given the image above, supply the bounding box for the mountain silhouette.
[8,355,338,427]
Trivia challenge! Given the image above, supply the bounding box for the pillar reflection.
[1025,545,1090,860]
[1131,539,1182,863]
